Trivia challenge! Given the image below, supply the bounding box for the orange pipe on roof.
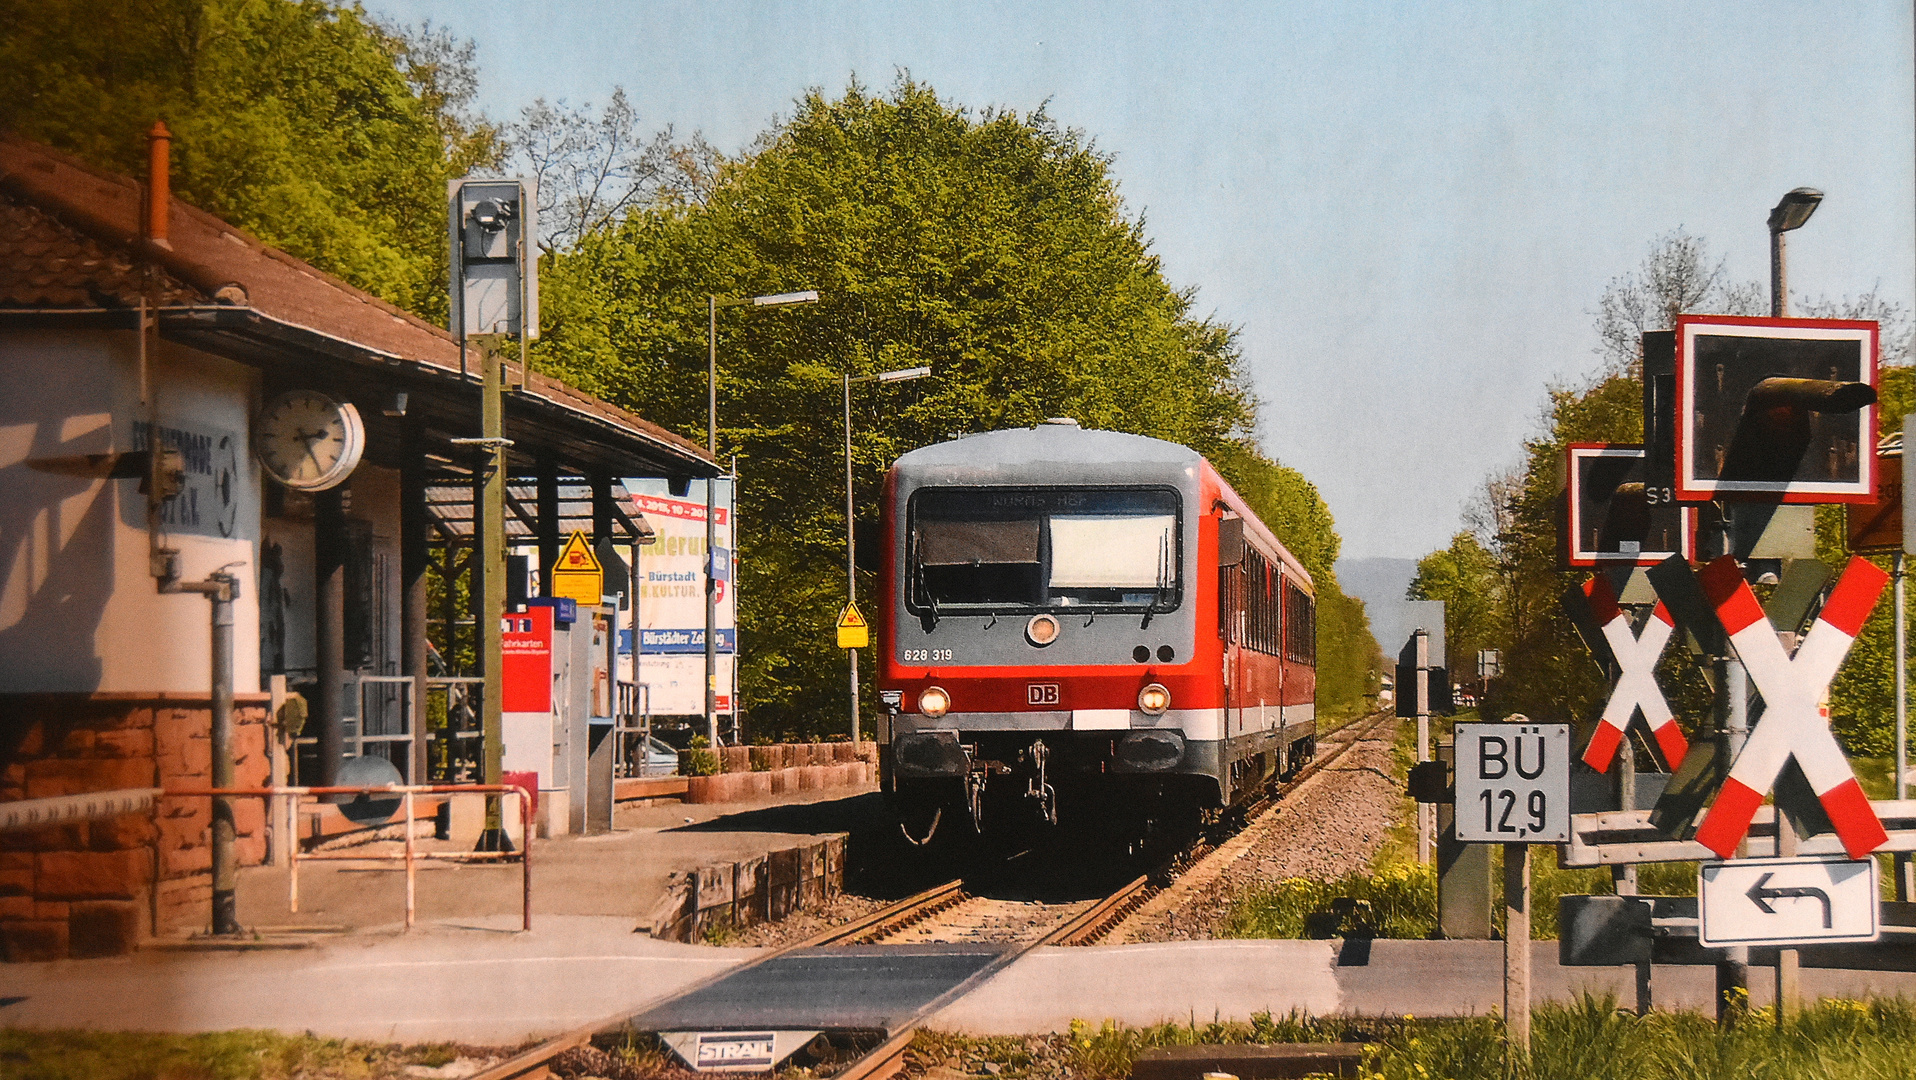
[145,121,170,245]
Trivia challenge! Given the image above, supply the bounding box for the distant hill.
[1336,556,1421,657]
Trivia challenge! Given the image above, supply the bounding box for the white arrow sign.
[1699,855,1879,947]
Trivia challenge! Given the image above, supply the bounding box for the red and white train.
[875,419,1317,843]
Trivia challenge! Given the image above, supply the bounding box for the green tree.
[1,0,501,320]
[535,77,1376,733]
[1821,365,1915,755]
[1407,531,1505,678]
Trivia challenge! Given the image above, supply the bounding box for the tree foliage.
[1407,531,1506,678]
[535,78,1378,734]
[1438,229,1911,756]
[1,0,501,320]
[507,88,719,253]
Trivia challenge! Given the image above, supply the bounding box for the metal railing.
[0,788,159,832]
[164,784,532,931]
[290,676,489,784]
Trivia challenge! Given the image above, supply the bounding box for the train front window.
[909,487,1181,613]
[916,518,1043,606]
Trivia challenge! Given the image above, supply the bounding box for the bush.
[678,748,720,777]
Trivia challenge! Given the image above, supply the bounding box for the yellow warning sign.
[836,602,869,649]
[551,530,604,605]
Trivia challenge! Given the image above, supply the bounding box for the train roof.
[893,420,1315,592]
[894,420,1201,470]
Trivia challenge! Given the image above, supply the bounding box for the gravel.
[1119,717,1407,942]
[729,718,1407,949]
[730,891,894,948]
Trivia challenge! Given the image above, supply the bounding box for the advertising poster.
[624,478,736,716]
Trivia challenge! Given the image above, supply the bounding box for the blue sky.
[372,0,1915,561]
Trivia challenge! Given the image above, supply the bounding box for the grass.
[0,1029,481,1080]
[1852,753,1900,800]
[14,999,1916,1079]
[916,995,1916,1080]
[1370,994,1916,1080]
[1226,704,1716,942]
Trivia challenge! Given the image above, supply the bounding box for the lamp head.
[1769,188,1823,233]
[752,290,820,307]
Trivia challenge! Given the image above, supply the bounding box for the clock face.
[254,390,365,491]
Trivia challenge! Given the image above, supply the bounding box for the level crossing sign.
[1573,575,1690,773]
[1693,555,1890,860]
[836,602,869,649]
[1454,722,1571,843]
[550,530,603,605]
[1698,855,1879,947]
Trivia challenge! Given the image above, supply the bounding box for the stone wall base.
[1,693,269,960]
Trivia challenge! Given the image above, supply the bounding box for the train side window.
[1217,565,1231,639]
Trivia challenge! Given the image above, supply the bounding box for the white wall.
[0,327,261,695]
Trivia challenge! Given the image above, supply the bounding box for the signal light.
[1719,377,1876,486]
[919,686,951,718]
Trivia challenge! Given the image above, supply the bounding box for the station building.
[0,131,715,959]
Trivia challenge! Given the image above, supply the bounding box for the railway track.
[474,710,1396,1080]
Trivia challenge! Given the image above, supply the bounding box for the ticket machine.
[501,598,616,834]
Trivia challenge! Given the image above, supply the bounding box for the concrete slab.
[936,939,1916,1033]
[937,941,1342,1032]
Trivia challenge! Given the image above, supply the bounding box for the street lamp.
[706,290,819,747]
[843,365,932,742]
[1768,187,1823,317]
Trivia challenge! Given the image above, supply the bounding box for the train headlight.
[919,685,951,718]
[1025,614,1060,647]
[1138,683,1171,715]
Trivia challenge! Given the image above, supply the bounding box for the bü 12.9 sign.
[1454,722,1571,843]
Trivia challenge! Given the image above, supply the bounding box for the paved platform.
[231,784,882,931]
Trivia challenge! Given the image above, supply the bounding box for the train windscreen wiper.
[1140,532,1171,629]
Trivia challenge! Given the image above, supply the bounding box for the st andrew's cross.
[1692,555,1890,861]
[1575,574,1691,774]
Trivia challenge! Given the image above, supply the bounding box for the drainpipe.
[159,567,242,934]
[141,123,243,934]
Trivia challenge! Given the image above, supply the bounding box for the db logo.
[1027,684,1061,706]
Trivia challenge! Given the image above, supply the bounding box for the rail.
[470,712,1401,1080]
[164,784,532,931]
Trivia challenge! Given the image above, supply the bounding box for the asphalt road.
[12,924,1916,1042]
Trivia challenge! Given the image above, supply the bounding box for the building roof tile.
[0,132,709,469]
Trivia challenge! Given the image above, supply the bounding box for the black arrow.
[1746,872,1833,929]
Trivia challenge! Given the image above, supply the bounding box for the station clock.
[253,389,365,491]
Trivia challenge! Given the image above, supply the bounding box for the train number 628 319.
[901,649,953,663]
